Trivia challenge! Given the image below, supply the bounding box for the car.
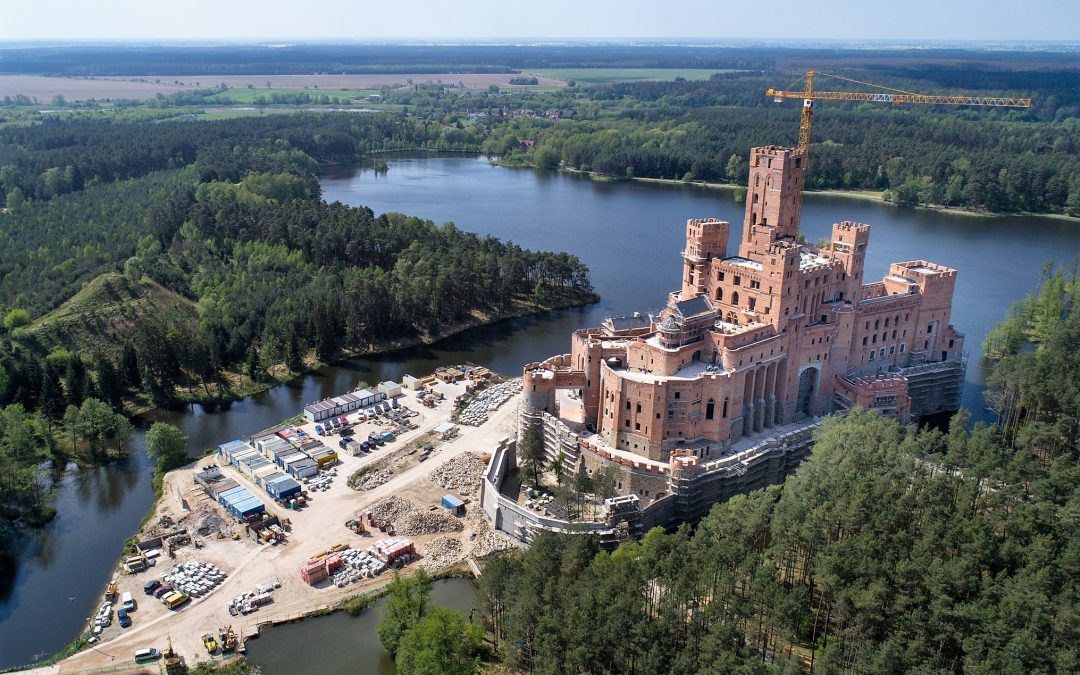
[314,424,325,436]
[121,591,136,611]
[338,438,349,450]
[133,647,160,662]
[143,579,161,595]
[117,608,131,628]
[153,584,172,600]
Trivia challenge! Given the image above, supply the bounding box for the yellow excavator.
[219,625,238,653]
[162,636,185,674]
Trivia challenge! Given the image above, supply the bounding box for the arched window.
[755,174,761,187]
[706,398,715,420]
[731,291,740,306]
[715,287,723,302]
[722,397,729,418]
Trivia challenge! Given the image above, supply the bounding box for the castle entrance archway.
[797,366,818,416]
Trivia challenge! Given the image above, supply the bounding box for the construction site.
[46,366,518,674]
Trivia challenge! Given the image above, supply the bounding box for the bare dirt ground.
[47,389,520,674]
[1,73,564,102]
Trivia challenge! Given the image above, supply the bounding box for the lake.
[1,153,1077,669]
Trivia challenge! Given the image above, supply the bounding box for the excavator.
[201,632,219,654]
[162,635,185,675]
[766,69,1032,165]
[219,625,239,653]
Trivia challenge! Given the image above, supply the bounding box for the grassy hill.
[18,273,196,359]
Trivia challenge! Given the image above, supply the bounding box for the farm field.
[530,68,741,83]
[1,72,564,102]
[210,87,381,103]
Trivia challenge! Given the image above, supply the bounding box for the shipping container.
[441,494,465,516]
[306,447,338,468]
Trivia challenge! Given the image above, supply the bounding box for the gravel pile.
[458,378,522,426]
[427,452,488,495]
[369,496,416,524]
[418,537,464,571]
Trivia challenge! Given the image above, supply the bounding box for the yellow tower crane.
[766,69,1033,160]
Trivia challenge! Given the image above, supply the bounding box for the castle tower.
[828,221,870,302]
[739,146,807,259]
[680,218,729,300]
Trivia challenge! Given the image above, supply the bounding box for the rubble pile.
[369,495,465,536]
[464,508,517,557]
[469,529,517,558]
[397,509,465,536]
[457,378,522,426]
[193,511,226,534]
[165,532,191,548]
[427,452,488,495]
[351,467,394,491]
[369,496,416,524]
[418,537,464,571]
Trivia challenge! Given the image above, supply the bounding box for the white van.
[121,591,135,611]
[133,647,160,661]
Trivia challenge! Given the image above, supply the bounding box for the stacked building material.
[368,538,416,565]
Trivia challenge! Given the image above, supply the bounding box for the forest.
[480,74,1080,215]
[0,112,592,530]
[477,267,1079,673]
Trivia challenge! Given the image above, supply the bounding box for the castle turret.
[681,218,729,300]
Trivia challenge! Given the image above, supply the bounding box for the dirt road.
[53,397,518,673]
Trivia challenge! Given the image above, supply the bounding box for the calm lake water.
[245,577,478,674]
[1,153,1078,669]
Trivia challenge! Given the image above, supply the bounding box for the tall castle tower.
[739,146,807,259]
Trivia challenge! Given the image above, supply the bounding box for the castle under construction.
[490,143,966,537]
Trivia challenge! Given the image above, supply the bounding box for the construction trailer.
[218,440,257,464]
[264,473,302,502]
[282,453,318,479]
[217,486,265,521]
[303,388,386,423]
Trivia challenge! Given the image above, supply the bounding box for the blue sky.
[2,0,1078,41]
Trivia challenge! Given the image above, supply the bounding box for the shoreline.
[142,290,598,416]
[504,162,1080,223]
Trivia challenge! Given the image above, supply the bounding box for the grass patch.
[20,272,196,361]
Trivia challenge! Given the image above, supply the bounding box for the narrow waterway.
[1,153,1078,669]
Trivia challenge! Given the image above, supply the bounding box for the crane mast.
[767,69,1033,161]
